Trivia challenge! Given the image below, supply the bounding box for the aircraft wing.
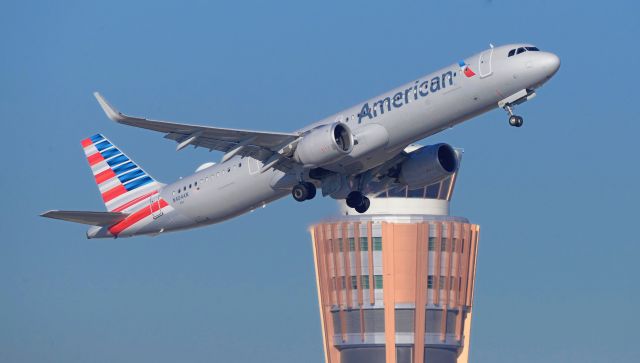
[40,210,129,226]
[94,93,300,169]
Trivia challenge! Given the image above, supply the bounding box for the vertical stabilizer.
[80,133,162,212]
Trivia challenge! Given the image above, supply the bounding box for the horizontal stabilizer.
[40,210,129,226]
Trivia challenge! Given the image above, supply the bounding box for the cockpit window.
[508,46,541,58]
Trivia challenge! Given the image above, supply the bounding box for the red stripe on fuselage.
[102,184,127,203]
[108,199,168,236]
[112,191,158,213]
[81,138,92,148]
[95,168,116,184]
[87,152,104,166]
[464,67,476,77]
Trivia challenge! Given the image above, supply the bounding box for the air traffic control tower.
[309,153,480,363]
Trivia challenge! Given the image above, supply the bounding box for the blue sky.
[1,0,639,362]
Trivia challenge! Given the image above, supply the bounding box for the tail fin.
[80,133,162,212]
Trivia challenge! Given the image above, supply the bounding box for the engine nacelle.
[398,143,459,189]
[294,122,354,167]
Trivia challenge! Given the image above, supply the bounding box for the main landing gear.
[504,105,523,127]
[346,191,370,213]
[292,182,317,202]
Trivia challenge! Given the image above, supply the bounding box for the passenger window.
[194,181,197,186]
[189,184,192,189]
[508,49,515,57]
[517,47,526,54]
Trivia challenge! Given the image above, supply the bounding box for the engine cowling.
[293,122,354,167]
[398,143,459,189]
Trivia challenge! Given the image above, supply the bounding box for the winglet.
[93,92,126,122]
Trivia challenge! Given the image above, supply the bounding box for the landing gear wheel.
[505,105,524,128]
[508,115,524,127]
[354,197,370,213]
[292,183,309,202]
[304,182,316,200]
[346,191,364,208]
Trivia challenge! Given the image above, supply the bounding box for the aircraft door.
[248,157,263,175]
[150,195,163,219]
[478,48,493,78]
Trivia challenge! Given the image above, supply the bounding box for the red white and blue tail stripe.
[81,133,162,212]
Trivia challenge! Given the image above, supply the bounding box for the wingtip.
[40,210,56,218]
[93,92,125,122]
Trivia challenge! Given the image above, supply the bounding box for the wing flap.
[40,210,129,226]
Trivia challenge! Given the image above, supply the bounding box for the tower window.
[360,275,370,289]
[351,276,358,289]
[374,275,383,289]
[373,237,382,251]
[359,237,369,251]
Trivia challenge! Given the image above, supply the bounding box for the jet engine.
[398,143,459,189]
[293,122,354,167]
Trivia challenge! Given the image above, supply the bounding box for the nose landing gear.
[292,182,317,202]
[346,191,370,213]
[504,105,524,127]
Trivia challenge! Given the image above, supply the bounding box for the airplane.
[41,43,560,238]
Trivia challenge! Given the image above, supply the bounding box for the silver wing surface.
[40,210,129,226]
[94,93,300,171]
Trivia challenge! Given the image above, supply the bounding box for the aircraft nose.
[541,52,561,77]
